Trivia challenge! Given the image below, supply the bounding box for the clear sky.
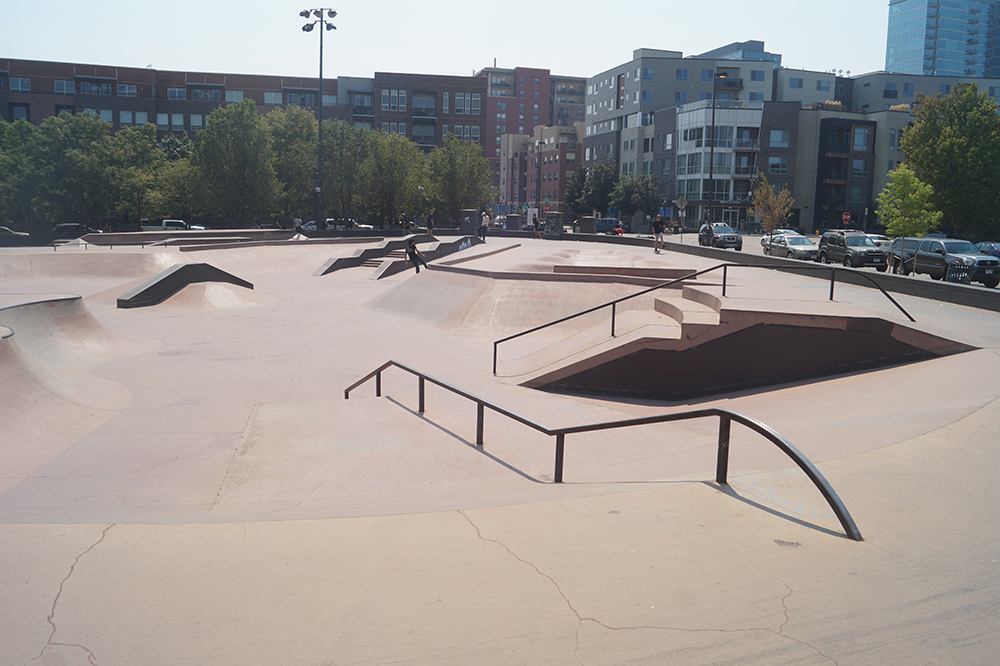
[2,0,889,81]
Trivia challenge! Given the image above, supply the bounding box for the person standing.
[293,217,303,233]
[426,208,435,236]
[405,239,428,273]
[653,214,665,254]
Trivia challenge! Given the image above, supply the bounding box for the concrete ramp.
[157,283,278,311]
[117,263,253,309]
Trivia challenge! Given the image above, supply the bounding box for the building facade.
[886,0,1000,77]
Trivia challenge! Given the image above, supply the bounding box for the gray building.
[886,0,1000,78]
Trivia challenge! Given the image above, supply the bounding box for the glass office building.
[886,0,1000,77]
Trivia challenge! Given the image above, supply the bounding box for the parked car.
[888,237,920,274]
[760,228,799,246]
[868,234,892,247]
[817,230,887,270]
[52,223,101,238]
[766,234,818,260]
[976,241,1000,258]
[910,237,1000,287]
[698,223,743,250]
[0,225,28,237]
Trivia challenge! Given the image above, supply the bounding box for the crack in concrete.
[27,524,115,666]
[457,510,840,664]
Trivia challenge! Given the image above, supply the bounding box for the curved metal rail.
[492,262,915,374]
[345,360,863,541]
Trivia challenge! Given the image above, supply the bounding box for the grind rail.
[345,360,863,541]
[492,262,915,374]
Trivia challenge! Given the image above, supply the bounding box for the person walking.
[405,239,428,274]
[478,215,488,242]
[653,214,665,254]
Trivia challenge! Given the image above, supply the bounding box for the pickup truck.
[139,219,202,232]
[909,237,1000,287]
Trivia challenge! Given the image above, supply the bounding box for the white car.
[868,234,892,247]
[766,234,819,260]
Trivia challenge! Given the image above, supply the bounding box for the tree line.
[0,99,496,231]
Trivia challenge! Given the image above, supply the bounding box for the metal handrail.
[345,360,863,541]
[491,262,916,374]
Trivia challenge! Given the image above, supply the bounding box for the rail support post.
[829,268,836,301]
[722,265,728,297]
[418,377,425,414]
[476,403,485,448]
[611,302,617,337]
[554,434,565,483]
[716,415,732,484]
[376,371,382,398]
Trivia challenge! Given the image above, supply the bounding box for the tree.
[875,163,942,237]
[110,124,165,224]
[0,118,41,230]
[160,132,194,161]
[581,158,616,217]
[323,120,372,222]
[157,158,205,222]
[565,167,587,216]
[264,105,318,224]
[749,171,795,234]
[34,111,117,227]
[361,132,427,226]
[632,175,663,219]
[610,176,639,219]
[901,83,1000,238]
[428,136,495,222]
[193,99,278,227]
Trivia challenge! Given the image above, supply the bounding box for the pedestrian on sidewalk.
[653,214,665,254]
[478,214,488,242]
[405,239,428,274]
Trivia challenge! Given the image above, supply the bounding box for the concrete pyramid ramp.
[156,283,278,311]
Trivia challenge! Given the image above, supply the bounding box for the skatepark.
[2,232,999,665]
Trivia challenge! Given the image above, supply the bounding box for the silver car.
[766,234,818,260]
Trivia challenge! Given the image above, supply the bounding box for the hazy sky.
[2,0,889,81]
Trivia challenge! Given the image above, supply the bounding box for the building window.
[497,101,507,110]
[454,93,465,114]
[817,80,831,92]
[641,90,653,104]
[323,94,336,106]
[789,77,803,89]
[749,92,764,101]
[120,110,133,127]
[9,77,30,92]
[226,90,244,103]
[641,67,654,80]
[264,92,282,105]
[903,82,914,97]
[852,126,872,152]
[674,91,687,104]
[167,88,186,100]
[192,88,222,102]
[676,68,688,81]
[852,159,869,178]
[118,84,137,98]
[442,93,449,114]
[702,69,714,82]
[135,111,149,125]
[497,125,505,134]
[10,104,29,121]
[940,84,951,94]
[287,92,315,106]
[750,70,765,82]
[700,92,712,101]
[769,129,790,148]
[191,114,204,130]
[80,81,112,96]
[472,93,481,114]
[171,114,184,131]
[850,185,867,204]
[414,95,436,116]
[768,156,788,175]
[157,113,168,130]
[54,80,74,95]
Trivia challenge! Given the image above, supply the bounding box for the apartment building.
[886,0,1000,77]
[498,123,583,218]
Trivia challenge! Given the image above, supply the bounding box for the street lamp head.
[299,9,311,17]
[302,23,314,31]
[325,23,336,30]
[313,9,322,18]
[327,9,336,18]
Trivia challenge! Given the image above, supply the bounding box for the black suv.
[698,223,743,250]
[817,230,887,271]
[907,237,1000,287]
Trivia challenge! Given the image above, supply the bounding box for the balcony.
[714,76,744,89]
[734,138,760,150]
[733,165,756,177]
[412,109,437,121]
[353,106,374,117]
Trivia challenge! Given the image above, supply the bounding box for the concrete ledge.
[117,263,253,309]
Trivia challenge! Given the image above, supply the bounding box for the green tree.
[264,105,318,224]
[875,163,942,237]
[427,136,495,222]
[34,111,117,227]
[157,158,206,222]
[0,118,42,230]
[749,171,795,235]
[323,120,372,222]
[160,132,194,161]
[901,83,1000,238]
[193,99,278,227]
[581,158,616,217]
[110,124,165,224]
[361,132,427,226]
[632,175,663,219]
[565,166,587,215]
[611,176,639,219]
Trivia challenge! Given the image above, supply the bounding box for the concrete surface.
[1,236,999,665]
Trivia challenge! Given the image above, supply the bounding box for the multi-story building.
[838,70,1000,112]
[498,123,583,219]
[886,0,1000,78]
[0,58,487,154]
[549,74,586,129]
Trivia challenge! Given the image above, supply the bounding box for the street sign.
[543,204,550,211]
[842,212,852,223]
[676,196,688,211]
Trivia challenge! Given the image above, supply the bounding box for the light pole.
[300,8,336,229]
